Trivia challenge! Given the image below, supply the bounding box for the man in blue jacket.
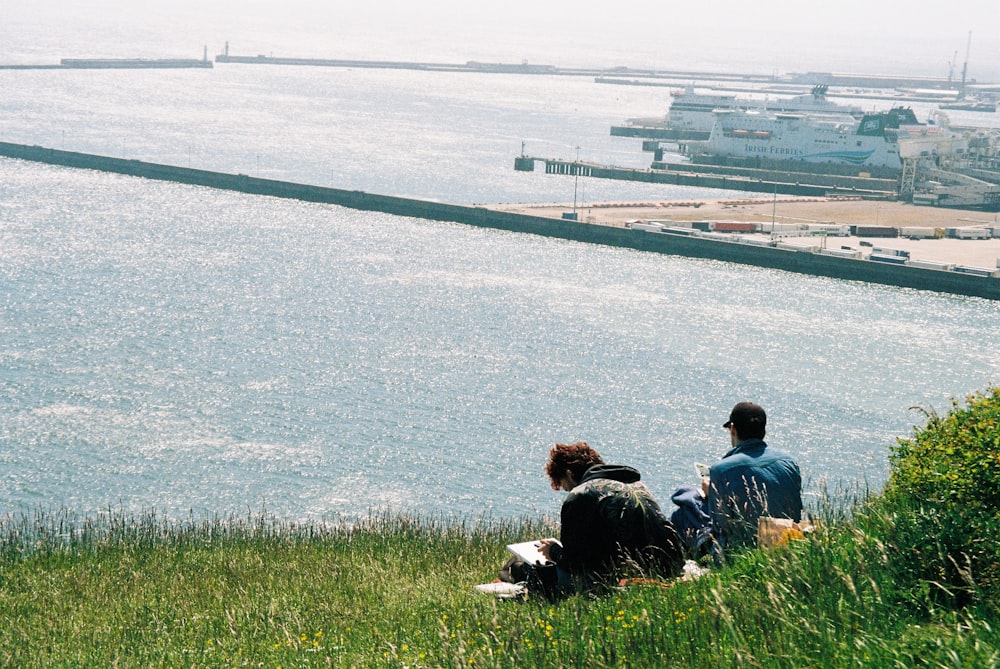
[708,402,803,553]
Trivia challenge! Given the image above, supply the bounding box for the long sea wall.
[1,142,997,301]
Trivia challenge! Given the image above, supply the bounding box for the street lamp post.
[573,146,580,216]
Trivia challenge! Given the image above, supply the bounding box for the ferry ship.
[686,106,968,172]
[666,84,865,136]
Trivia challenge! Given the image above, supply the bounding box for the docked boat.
[686,106,968,172]
[612,84,866,141]
[665,84,865,136]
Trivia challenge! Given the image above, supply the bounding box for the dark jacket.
[708,438,802,551]
[549,464,684,585]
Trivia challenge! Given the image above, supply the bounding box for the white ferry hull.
[695,111,901,169]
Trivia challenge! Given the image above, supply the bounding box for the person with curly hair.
[537,441,683,595]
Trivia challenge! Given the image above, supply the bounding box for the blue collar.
[722,437,767,459]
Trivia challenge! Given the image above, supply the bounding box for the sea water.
[1,4,999,522]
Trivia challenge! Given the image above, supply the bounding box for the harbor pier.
[514,156,898,200]
[1,141,997,301]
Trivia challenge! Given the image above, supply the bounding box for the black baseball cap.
[723,402,766,430]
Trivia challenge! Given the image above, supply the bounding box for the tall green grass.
[3,388,999,667]
[2,504,998,667]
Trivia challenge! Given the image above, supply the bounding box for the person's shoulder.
[564,480,600,502]
[710,441,776,475]
[761,445,798,464]
[575,477,625,496]
[711,447,755,469]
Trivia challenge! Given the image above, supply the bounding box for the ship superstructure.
[666,84,865,135]
[687,106,967,172]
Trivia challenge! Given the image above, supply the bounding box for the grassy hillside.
[3,388,999,667]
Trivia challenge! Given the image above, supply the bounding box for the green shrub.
[878,386,1000,609]
[887,387,1000,510]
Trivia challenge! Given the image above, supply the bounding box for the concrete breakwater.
[0,58,213,70]
[214,53,999,93]
[517,156,898,200]
[1,141,997,301]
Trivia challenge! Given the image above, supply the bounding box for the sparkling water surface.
[3,161,997,521]
[1,6,999,522]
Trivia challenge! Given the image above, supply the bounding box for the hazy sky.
[6,0,1000,80]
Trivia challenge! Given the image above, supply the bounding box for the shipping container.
[807,224,850,237]
[661,227,697,236]
[817,248,863,259]
[900,226,938,239]
[698,232,735,241]
[952,227,990,239]
[868,253,908,265]
[872,247,910,258]
[776,242,818,252]
[907,259,956,271]
[954,265,1000,278]
[768,223,809,234]
[710,221,758,233]
[740,237,776,247]
[630,222,666,232]
[851,226,899,237]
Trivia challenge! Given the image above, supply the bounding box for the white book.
[473,537,561,598]
[506,537,560,566]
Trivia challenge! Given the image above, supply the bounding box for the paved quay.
[491,198,1000,269]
